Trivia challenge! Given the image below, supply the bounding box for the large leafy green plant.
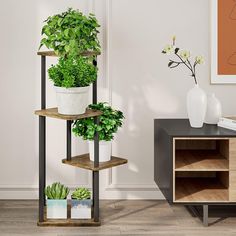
[48,56,97,88]
[71,188,91,200]
[39,8,100,57]
[45,182,69,199]
[72,103,124,141]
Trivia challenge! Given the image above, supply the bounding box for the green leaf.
[175,48,180,54]
[168,61,174,67]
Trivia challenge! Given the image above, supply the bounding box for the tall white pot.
[88,141,111,162]
[187,84,207,128]
[54,86,89,115]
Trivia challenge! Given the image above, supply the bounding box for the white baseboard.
[0,188,165,200]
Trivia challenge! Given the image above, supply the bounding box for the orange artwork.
[218,0,236,75]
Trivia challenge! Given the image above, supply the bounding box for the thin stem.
[175,53,192,71]
[175,53,198,85]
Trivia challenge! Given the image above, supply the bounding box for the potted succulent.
[48,56,97,115]
[71,188,92,219]
[72,102,124,162]
[44,182,69,219]
[39,8,101,57]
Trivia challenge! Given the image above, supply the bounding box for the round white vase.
[205,93,222,124]
[187,84,207,128]
[54,86,89,115]
[88,141,112,162]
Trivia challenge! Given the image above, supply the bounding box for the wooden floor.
[1,200,236,235]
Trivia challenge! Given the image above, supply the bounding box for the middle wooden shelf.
[62,153,128,171]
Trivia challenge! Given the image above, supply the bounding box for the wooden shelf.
[35,108,102,121]
[175,178,228,203]
[62,153,128,171]
[38,218,100,227]
[37,50,101,57]
[175,150,229,171]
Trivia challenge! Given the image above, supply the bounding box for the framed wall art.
[211,0,236,84]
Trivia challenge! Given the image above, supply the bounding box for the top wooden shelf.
[37,51,101,57]
[35,107,102,120]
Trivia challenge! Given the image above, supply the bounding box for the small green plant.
[45,182,69,199]
[39,8,101,57]
[162,36,204,85]
[72,102,124,141]
[71,188,91,200]
[48,56,97,88]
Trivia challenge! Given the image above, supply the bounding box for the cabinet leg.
[39,116,46,222]
[203,205,208,227]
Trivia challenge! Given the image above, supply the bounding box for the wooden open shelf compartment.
[35,107,102,121]
[174,139,229,171]
[175,150,229,171]
[62,154,128,171]
[174,171,229,202]
[173,138,230,203]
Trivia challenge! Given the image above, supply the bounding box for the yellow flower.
[195,55,204,64]
[180,50,190,61]
[163,44,174,54]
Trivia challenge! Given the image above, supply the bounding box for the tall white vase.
[187,84,207,128]
[205,93,222,124]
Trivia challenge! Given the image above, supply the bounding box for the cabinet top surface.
[154,119,236,137]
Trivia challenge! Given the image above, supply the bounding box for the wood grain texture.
[175,150,229,171]
[37,219,100,227]
[62,153,128,171]
[175,139,217,150]
[229,138,236,170]
[229,171,236,201]
[34,108,102,120]
[37,50,101,57]
[3,200,236,234]
[175,178,228,203]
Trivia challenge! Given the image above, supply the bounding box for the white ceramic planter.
[71,199,92,219]
[205,93,222,124]
[88,141,112,162]
[187,84,207,128]
[54,86,89,115]
[46,199,67,219]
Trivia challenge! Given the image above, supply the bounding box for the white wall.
[0,0,236,199]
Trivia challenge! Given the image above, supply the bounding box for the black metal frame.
[38,55,100,223]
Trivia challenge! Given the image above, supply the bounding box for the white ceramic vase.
[54,86,89,115]
[205,93,222,124]
[88,141,111,162]
[187,84,207,128]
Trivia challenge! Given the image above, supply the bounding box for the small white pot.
[88,141,112,162]
[46,199,67,219]
[187,84,207,128]
[71,199,92,219]
[54,86,89,115]
[205,93,222,124]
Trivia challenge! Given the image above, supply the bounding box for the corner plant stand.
[35,51,128,226]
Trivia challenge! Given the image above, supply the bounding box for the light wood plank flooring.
[1,200,236,235]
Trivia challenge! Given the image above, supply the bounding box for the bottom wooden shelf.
[175,177,228,203]
[38,207,101,227]
[37,218,101,227]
